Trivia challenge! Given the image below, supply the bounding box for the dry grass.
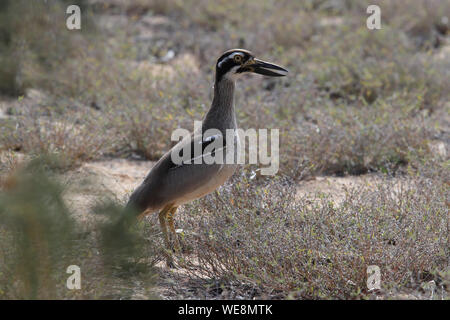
[178,163,449,299]
[0,0,449,299]
[0,158,159,299]
[1,0,448,173]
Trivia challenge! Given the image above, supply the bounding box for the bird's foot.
[168,232,182,254]
[162,234,183,268]
[166,257,177,269]
[163,242,183,268]
[162,249,178,269]
[172,240,182,255]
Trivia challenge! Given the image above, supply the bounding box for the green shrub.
[0,158,159,299]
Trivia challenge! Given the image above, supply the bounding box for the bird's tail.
[100,182,153,249]
[123,183,148,220]
[98,197,145,263]
[99,220,144,270]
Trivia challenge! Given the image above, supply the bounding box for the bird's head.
[215,49,288,82]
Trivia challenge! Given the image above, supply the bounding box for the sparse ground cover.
[0,0,449,299]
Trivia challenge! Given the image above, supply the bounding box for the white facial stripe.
[224,66,242,80]
[217,52,244,68]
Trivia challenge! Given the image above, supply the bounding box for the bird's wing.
[168,132,226,170]
[129,132,232,211]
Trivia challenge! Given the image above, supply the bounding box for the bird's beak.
[238,58,288,77]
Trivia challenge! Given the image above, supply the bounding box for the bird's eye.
[234,55,243,63]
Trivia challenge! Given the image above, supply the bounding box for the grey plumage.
[126,77,238,214]
[123,49,288,265]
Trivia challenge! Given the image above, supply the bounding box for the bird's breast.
[173,162,238,206]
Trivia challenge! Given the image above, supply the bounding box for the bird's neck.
[203,77,236,132]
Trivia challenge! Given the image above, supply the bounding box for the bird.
[124,49,288,265]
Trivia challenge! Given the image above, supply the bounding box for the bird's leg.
[166,206,181,253]
[158,204,175,267]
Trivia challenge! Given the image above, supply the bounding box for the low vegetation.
[0,158,158,299]
[179,162,449,299]
[0,0,448,299]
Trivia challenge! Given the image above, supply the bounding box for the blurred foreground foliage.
[0,157,158,299]
[0,0,92,95]
[0,0,448,299]
[0,158,74,298]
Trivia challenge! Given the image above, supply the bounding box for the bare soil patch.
[61,159,423,299]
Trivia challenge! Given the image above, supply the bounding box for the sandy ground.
[62,159,389,220]
[56,159,378,297]
[60,159,153,221]
[1,10,447,298]
[58,159,408,299]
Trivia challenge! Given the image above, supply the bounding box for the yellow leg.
[166,206,181,253]
[158,204,172,253]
